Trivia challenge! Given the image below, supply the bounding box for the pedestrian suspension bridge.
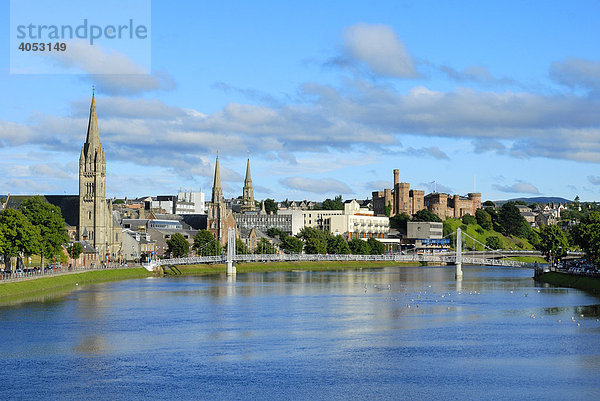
[144,228,537,277]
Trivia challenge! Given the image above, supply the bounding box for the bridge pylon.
[226,228,236,275]
[455,227,463,280]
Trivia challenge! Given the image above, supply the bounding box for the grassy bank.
[0,268,152,301]
[506,256,547,263]
[444,218,535,250]
[536,271,600,292]
[167,260,422,276]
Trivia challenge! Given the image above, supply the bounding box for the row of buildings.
[1,93,488,266]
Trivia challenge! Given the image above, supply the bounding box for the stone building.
[372,169,424,217]
[423,192,481,219]
[241,158,255,212]
[207,154,237,246]
[78,93,121,260]
[373,169,481,220]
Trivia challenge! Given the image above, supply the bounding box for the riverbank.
[165,260,424,276]
[535,271,600,293]
[0,268,152,302]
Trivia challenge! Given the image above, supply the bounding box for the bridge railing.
[154,252,531,267]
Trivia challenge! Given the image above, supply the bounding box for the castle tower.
[241,158,255,212]
[78,93,109,258]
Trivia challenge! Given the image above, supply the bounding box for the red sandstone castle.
[372,169,481,219]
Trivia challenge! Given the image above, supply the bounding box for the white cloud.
[550,58,600,91]
[493,181,540,194]
[45,41,174,95]
[588,176,600,185]
[400,146,449,160]
[342,23,417,78]
[279,176,352,194]
[366,180,390,191]
[439,65,516,86]
[0,121,38,146]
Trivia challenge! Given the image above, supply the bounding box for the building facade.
[373,169,481,220]
[303,200,389,239]
[207,154,236,246]
[423,192,481,219]
[372,169,424,217]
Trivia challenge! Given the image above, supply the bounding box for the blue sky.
[1,0,600,202]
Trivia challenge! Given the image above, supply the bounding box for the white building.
[303,200,389,239]
[146,189,206,215]
[176,189,206,214]
[235,209,304,236]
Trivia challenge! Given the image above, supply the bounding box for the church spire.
[211,153,224,204]
[85,92,101,149]
[245,158,252,185]
[241,157,255,212]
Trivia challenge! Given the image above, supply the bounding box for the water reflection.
[1,266,600,400]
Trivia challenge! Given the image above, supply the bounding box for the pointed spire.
[85,92,101,149]
[244,158,252,185]
[211,153,223,203]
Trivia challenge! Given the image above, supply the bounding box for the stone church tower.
[241,158,255,212]
[207,154,237,246]
[78,93,115,260]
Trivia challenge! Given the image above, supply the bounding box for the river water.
[1,266,599,400]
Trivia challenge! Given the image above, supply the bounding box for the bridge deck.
[152,253,533,269]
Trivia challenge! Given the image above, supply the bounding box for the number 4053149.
[18,42,67,51]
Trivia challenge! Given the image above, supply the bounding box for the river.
[1,266,599,400]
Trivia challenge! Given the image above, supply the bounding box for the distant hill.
[493,197,571,206]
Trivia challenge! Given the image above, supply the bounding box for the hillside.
[443,218,535,251]
[493,197,571,206]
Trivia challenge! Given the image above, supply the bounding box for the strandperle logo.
[15,19,148,45]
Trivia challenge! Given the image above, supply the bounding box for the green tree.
[266,227,287,239]
[327,235,351,254]
[461,214,477,225]
[571,211,600,265]
[255,238,276,254]
[390,213,410,231]
[297,227,330,254]
[281,236,304,253]
[412,209,442,223]
[19,196,68,268]
[498,202,528,237]
[349,238,371,255]
[367,237,385,255]
[167,233,189,258]
[485,236,502,250]
[537,225,568,263]
[527,229,541,248]
[320,195,344,210]
[67,242,84,261]
[235,239,250,255]
[475,209,492,230]
[0,208,41,270]
[193,230,221,256]
[263,198,278,214]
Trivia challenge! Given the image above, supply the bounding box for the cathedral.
[206,153,237,246]
[78,93,120,260]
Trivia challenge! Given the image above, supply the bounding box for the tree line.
[166,226,386,258]
[0,196,69,270]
